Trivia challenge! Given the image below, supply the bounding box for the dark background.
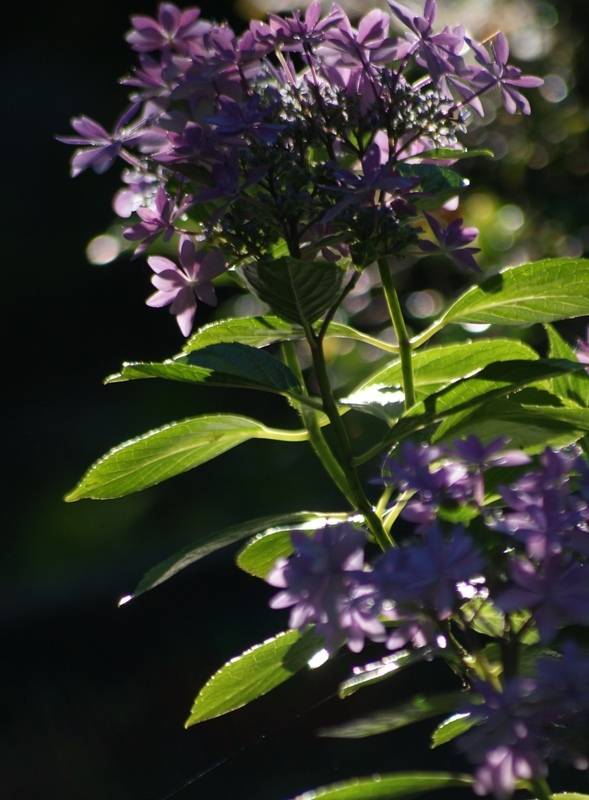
[3,1,589,798]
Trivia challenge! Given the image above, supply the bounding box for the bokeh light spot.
[540,75,568,104]
[405,290,443,319]
[86,234,121,265]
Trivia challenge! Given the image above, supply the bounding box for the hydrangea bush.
[60,2,589,799]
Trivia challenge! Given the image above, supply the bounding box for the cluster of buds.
[268,438,589,798]
[58,0,541,334]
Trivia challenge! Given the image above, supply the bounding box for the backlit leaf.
[65,415,307,501]
[185,628,323,726]
[289,772,474,800]
[241,256,347,326]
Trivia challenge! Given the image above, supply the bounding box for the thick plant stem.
[282,342,356,506]
[377,257,416,410]
[301,326,391,551]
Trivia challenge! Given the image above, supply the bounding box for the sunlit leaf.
[182,315,399,355]
[107,342,301,394]
[430,713,475,748]
[184,316,304,352]
[241,256,347,326]
[339,649,435,699]
[65,415,308,501]
[379,359,585,448]
[289,772,474,800]
[185,628,323,726]
[460,597,505,638]
[131,511,342,598]
[438,258,589,328]
[433,395,589,453]
[549,794,589,800]
[403,148,493,161]
[398,163,469,210]
[319,692,463,739]
[351,339,538,419]
[545,323,589,407]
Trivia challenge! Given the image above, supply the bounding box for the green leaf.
[434,396,589,453]
[380,359,585,448]
[353,339,538,409]
[318,692,463,739]
[550,794,589,800]
[460,597,505,638]
[185,628,323,726]
[403,147,493,162]
[398,163,469,210]
[438,258,589,328]
[430,713,475,748]
[65,415,308,501]
[289,772,474,800]
[107,342,301,394]
[183,316,305,352]
[339,648,435,699]
[131,511,342,598]
[183,315,399,356]
[237,529,296,578]
[545,323,589,407]
[241,256,347,325]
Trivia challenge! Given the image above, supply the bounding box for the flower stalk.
[378,256,416,410]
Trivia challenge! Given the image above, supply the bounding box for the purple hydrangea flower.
[320,7,399,69]
[123,186,194,255]
[496,554,589,642]
[457,678,548,800]
[203,94,285,144]
[252,0,344,52]
[419,212,481,272]
[374,523,483,621]
[125,3,210,54]
[449,435,530,505]
[467,33,543,115]
[382,441,470,525]
[56,104,150,177]
[113,169,160,217]
[267,523,384,653]
[388,0,466,83]
[145,235,227,335]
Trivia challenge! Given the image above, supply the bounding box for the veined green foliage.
[241,256,347,326]
[345,338,538,424]
[319,692,465,739]
[414,258,589,346]
[430,713,476,749]
[372,358,586,455]
[65,415,308,501]
[545,323,589,407]
[185,628,323,726]
[106,342,302,394]
[288,772,474,800]
[182,315,399,355]
[132,511,347,598]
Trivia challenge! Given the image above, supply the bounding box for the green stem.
[282,342,355,506]
[409,317,445,349]
[301,325,391,550]
[528,777,553,800]
[377,257,416,410]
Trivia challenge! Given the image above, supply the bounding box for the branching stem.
[377,257,416,410]
[301,323,391,550]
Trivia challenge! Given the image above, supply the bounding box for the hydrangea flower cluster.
[58,0,541,334]
[267,437,589,797]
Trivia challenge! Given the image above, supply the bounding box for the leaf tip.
[118,593,134,607]
[104,371,125,384]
